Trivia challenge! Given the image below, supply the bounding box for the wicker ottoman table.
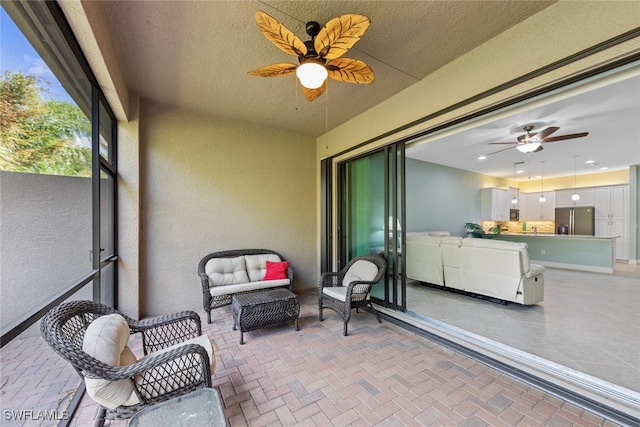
[232,288,299,344]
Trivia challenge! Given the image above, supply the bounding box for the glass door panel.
[338,144,405,311]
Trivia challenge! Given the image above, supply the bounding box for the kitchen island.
[499,233,618,273]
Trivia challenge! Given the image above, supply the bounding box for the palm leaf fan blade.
[255,11,307,57]
[248,63,298,77]
[315,14,370,60]
[303,81,327,102]
[326,58,374,84]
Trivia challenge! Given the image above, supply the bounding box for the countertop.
[501,233,619,239]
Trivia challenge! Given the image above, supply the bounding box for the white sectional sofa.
[460,238,545,305]
[406,234,446,286]
[406,234,544,305]
[441,236,464,291]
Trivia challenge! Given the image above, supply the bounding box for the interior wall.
[139,101,317,316]
[406,158,509,234]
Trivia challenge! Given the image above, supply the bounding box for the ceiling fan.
[248,11,374,102]
[488,125,589,155]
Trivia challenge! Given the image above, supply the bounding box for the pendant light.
[539,161,546,202]
[511,165,518,204]
[571,156,580,201]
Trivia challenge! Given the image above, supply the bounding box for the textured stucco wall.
[139,101,317,316]
[0,172,93,334]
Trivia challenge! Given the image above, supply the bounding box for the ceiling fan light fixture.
[296,59,328,89]
[516,142,541,153]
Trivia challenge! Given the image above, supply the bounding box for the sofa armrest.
[525,263,545,278]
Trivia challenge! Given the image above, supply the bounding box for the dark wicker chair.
[318,254,387,336]
[198,249,294,323]
[40,300,212,427]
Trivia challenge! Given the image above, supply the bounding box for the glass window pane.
[100,169,115,259]
[0,6,93,330]
[99,100,113,163]
[100,262,115,307]
[340,151,386,264]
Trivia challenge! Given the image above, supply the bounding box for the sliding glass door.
[337,143,405,311]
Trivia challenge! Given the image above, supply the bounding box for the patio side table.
[127,388,225,426]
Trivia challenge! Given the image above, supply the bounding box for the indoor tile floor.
[0,288,629,426]
[405,263,640,393]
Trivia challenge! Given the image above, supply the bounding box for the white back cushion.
[427,231,451,237]
[82,314,139,409]
[205,256,249,286]
[343,260,379,296]
[245,254,281,281]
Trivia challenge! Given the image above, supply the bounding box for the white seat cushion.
[322,286,370,302]
[208,279,289,296]
[82,314,140,409]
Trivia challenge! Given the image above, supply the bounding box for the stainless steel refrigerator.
[555,207,595,235]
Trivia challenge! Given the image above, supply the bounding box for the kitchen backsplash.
[482,220,556,234]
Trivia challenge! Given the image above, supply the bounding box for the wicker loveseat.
[198,249,294,323]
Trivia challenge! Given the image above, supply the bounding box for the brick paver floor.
[1,290,622,426]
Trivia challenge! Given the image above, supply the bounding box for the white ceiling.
[406,74,640,181]
[94,1,639,180]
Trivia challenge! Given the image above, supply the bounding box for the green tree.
[0,70,91,176]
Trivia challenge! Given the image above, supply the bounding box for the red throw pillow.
[263,261,289,280]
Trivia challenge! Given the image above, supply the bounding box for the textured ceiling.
[97,0,554,137]
[94,1,639,179]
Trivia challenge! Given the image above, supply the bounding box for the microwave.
[510,209,519,220]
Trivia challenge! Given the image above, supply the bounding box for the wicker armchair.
[318,255,387,336]
[40,300,213,427]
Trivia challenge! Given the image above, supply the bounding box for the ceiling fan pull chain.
[325,83,329,133]
[295,78,300,111]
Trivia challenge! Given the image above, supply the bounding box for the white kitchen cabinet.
[480,188,510,221]
[556,188,594,207]
[594,185,628,260]
[522,191,555,220]
[596,219,628,259]
[594,185,628,220]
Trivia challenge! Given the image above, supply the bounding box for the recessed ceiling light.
[600,166,608,170]
[516,170,524,174]
[478,155,487,160]
[585,160,595,164]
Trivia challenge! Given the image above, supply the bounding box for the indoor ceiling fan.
[488,125,589,155]
[248,11,374,102]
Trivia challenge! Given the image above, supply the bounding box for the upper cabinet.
[556,188,595,207]
[480,188,510,221]
[521,191,555,220]
[594,185,628,220]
